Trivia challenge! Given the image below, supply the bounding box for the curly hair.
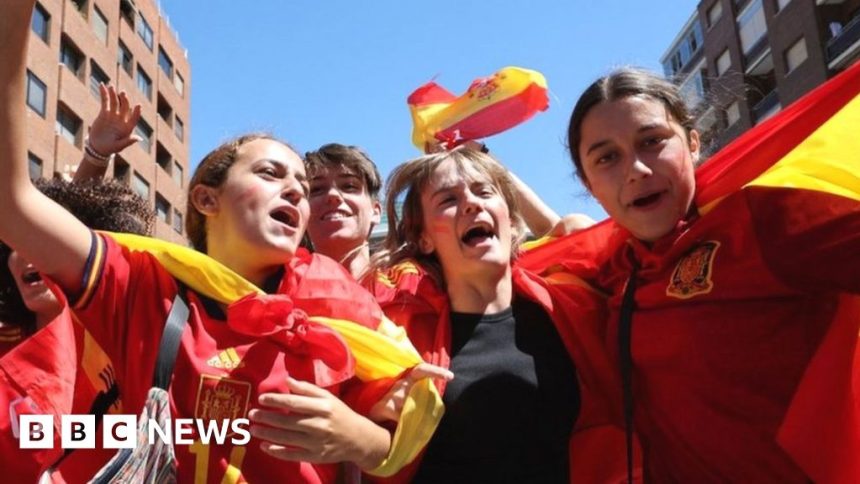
[0,178,154,334]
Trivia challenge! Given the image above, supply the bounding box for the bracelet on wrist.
[83,138,114,167]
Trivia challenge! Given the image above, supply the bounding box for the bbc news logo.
[18,415,251,449]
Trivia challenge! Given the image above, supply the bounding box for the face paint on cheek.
[430,223,451,234]
[236,184,262,205]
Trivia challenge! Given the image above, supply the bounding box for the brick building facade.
[25,0,190,244]
[661,0,860,153]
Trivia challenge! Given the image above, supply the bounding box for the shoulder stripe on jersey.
[74,232,106,310]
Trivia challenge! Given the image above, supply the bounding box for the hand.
[369,363,453,423]
[549,213,596,237]
[87,84,142,156]
[249,376,391,470]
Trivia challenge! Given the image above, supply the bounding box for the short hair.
[567,67,696,184]
[304,143,382,200]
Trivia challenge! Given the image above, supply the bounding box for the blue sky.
[159,0,698,221]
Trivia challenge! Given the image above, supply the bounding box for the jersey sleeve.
[68,233,175,393]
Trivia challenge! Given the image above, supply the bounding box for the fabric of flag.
[408,66,548,151]
[518,60,860,483]
[103,233,444,478]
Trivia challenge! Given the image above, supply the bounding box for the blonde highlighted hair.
[372,148,525,287]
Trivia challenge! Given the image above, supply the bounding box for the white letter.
[103,415,136,449]
[19,415,53,449]
[148,418,172,445]
[174,418,195,445]
[230,419,250,446]
[61,415,95,449]
[196,419,229,445]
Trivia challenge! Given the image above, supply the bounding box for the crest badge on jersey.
[195,375,251,433]
[666,241,720,299]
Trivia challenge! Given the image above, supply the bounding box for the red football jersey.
[68,233,386,483]
[596,187,860,482]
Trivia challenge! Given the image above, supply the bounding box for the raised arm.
[74,84,142,183]
[0,0,91,294]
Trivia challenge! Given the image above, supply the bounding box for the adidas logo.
[207,348,245,370]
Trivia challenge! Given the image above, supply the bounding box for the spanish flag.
[520,60,860,483]
[408,66,548,151]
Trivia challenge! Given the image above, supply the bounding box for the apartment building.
[661,0,860,152]
[25,0,190,243]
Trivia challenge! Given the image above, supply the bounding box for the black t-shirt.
[413,298,580,483]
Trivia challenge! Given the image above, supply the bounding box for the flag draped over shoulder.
[519,60,860,483]
[104,233,443,478]
[408,66,548,151]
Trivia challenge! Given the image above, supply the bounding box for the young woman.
[565,67,860,482]
[367,148,624,483]
[0,3,433,481]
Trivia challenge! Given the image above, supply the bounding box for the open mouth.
[21,270,42,284]
[461,223,497,247]
[270,208,299,229]
[630,191,666,209]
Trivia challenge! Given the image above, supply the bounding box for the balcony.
[752,90,780,123]
[827,14,860,68]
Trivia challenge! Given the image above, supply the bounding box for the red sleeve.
[69,233,177,406]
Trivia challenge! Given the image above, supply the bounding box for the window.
[716,49,731,76]
[157,94,173,125]
[59,37,83,77]
[28,153,43,181]
[113,156,130,183]
[26,70,47,117]
[726,102,741,126]
[134,118,153,153]
[31,2,50,43]
[92,7,108,44]
[738,0,767,54]
[120,0,135,27]
[174,72,185,96]
[56,104,82,147]
[174,116,184,142]
[173,162,184,186]
[155,194,170,223]
[173,209,183,233]
[136,65,152,100]
[156,143,172,172]
[132,172,150,200]
[71,0,87,16]
[118,41,133,75]
[785,37,807,73]
[158,47,174,79]
[89,60,109,99]
[136,14,153,51]
[680,69,706,107]
[707,1,723,28]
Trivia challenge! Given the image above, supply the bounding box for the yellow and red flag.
[408,66,548,151]
[520,60,860,483]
